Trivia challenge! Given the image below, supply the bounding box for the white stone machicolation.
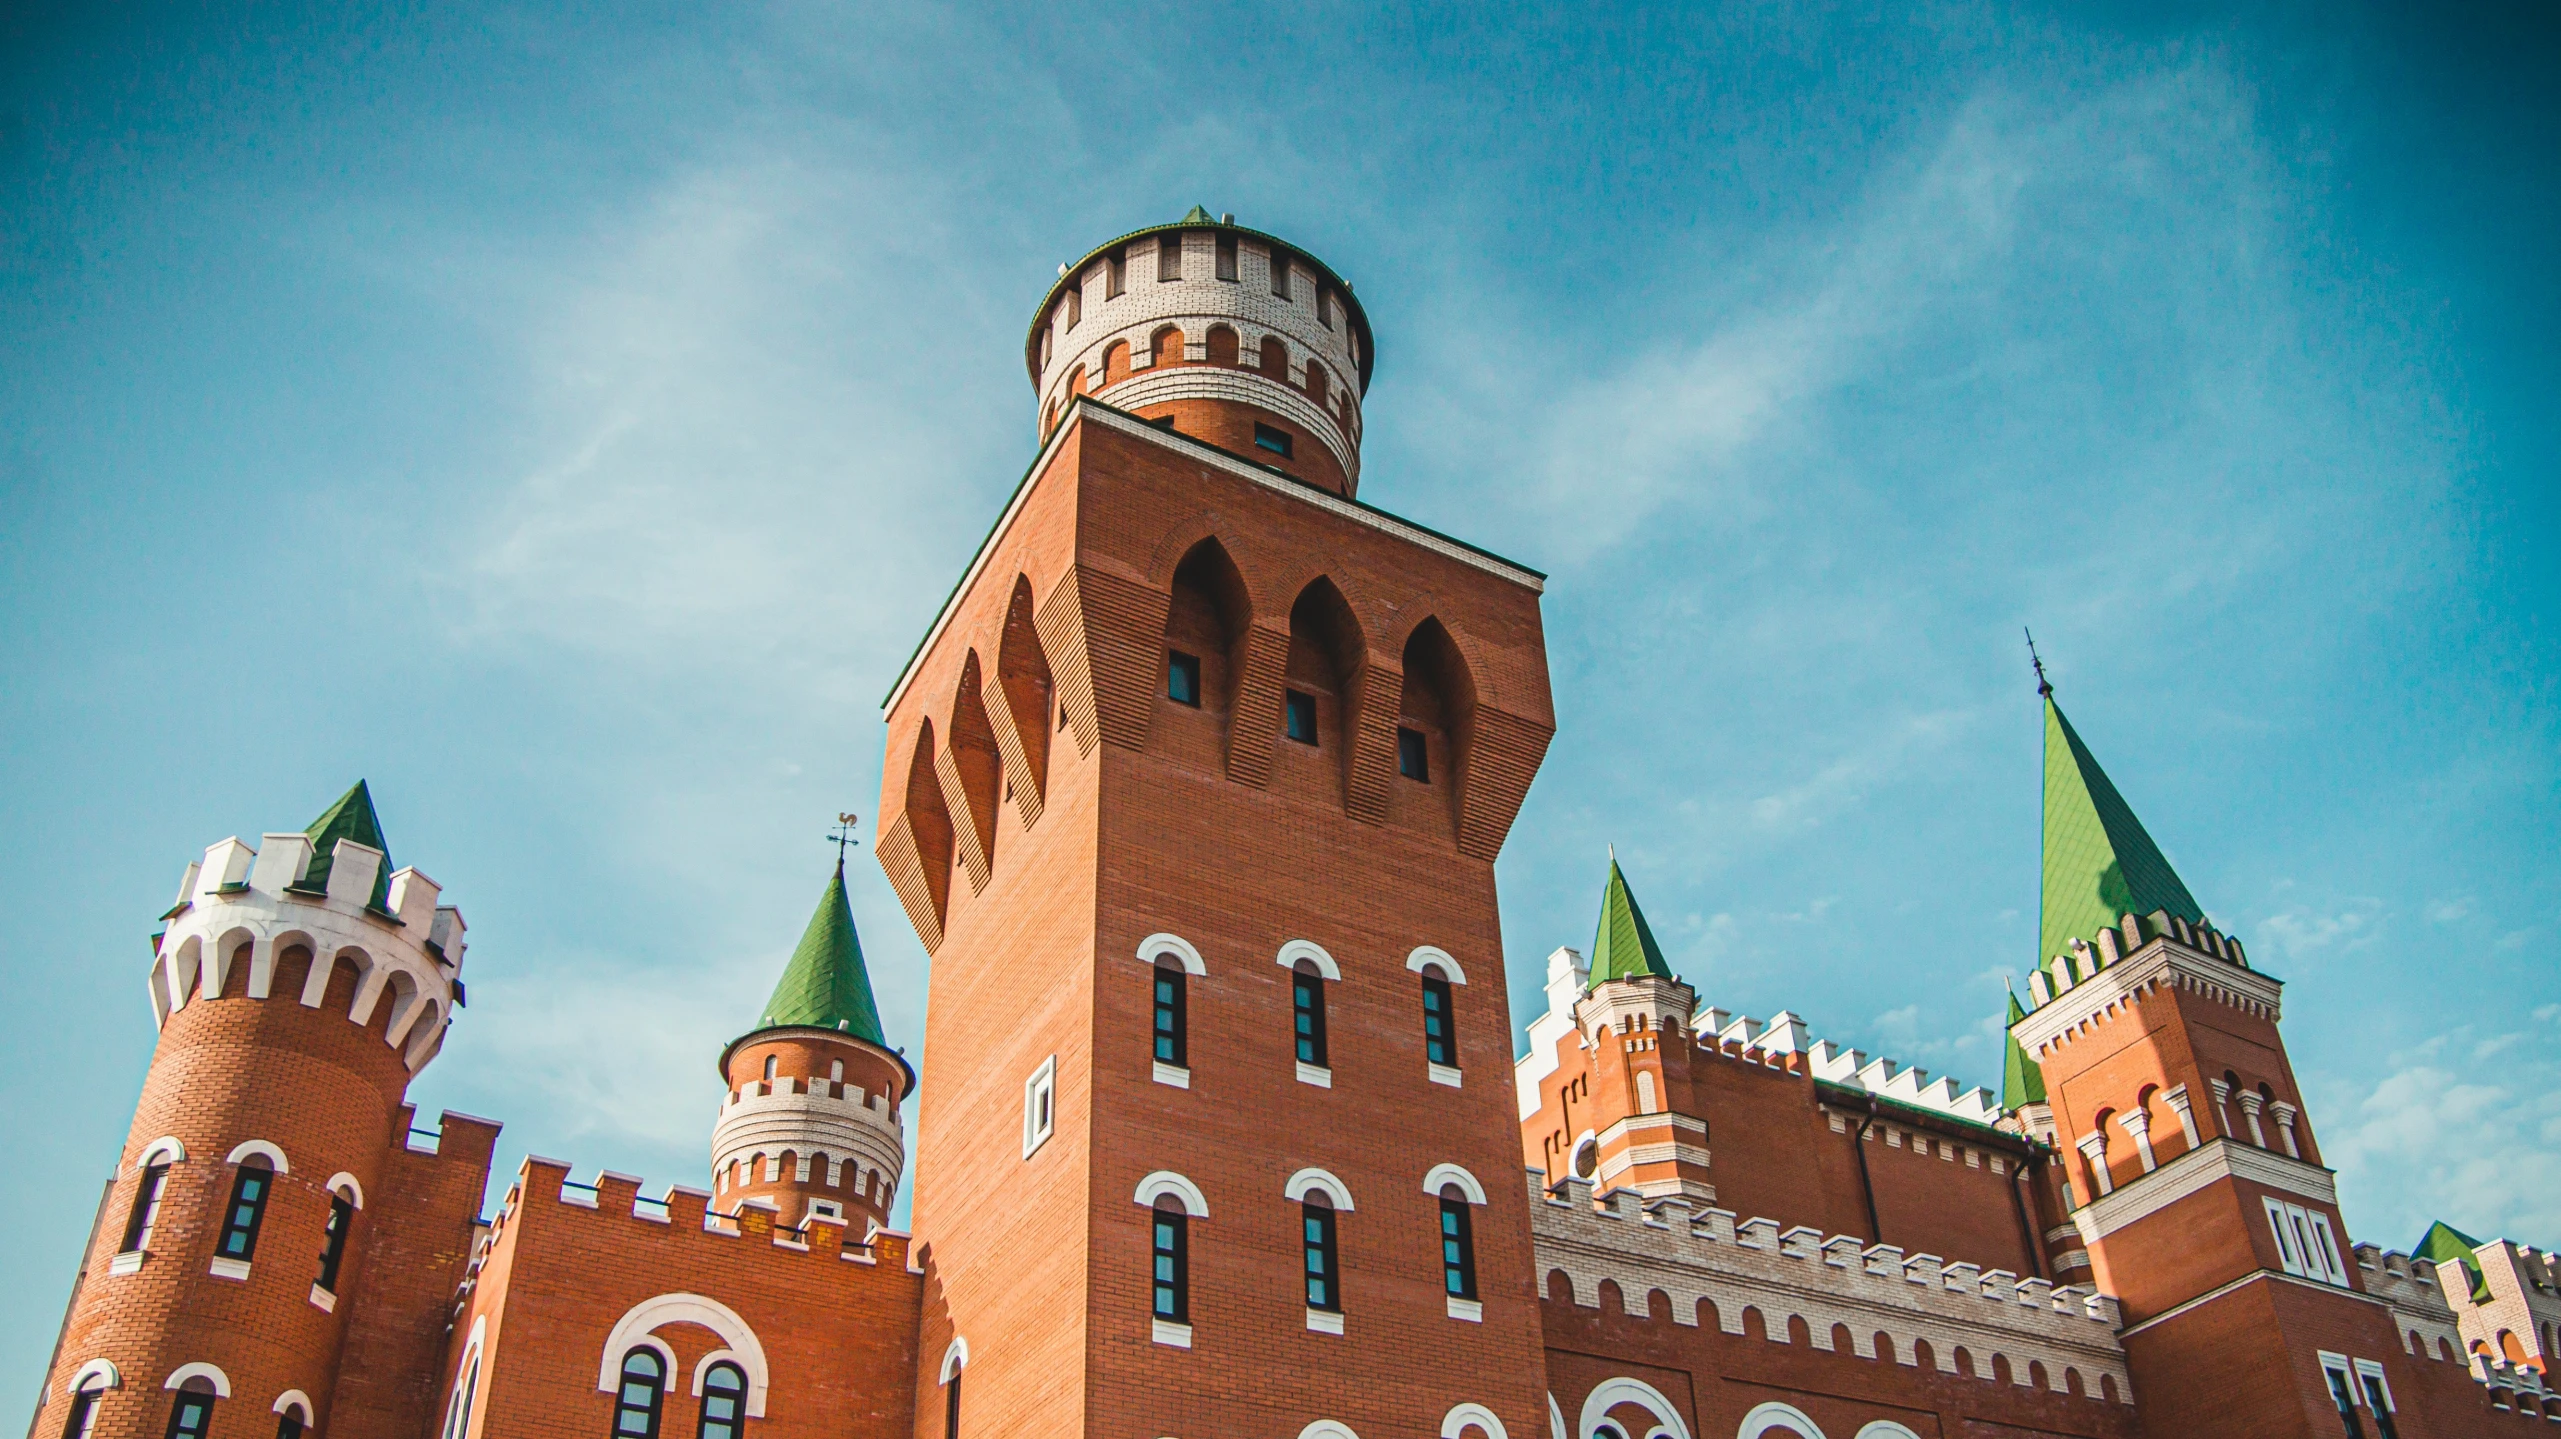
[710,1071,906,1213]
[1027,217,1374,487]
[152,832,464,1071]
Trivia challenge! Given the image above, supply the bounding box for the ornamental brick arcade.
[29,214,2561,1439]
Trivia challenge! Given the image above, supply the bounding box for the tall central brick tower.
[877,212,1557,1439]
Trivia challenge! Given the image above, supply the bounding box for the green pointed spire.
[2001,987,2047,1111]
[1589,854,1675,987]
[1180,204,1214,223]
[2414,1220,2492,1304]
[2040,697,2205,966]
[751,865,887,1045]
[300,780,392,910]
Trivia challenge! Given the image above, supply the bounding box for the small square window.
[1254,423,1294,458]
[1284,690,1317,745]
[1023,1056,1057,1158]
[1167,651,1201,706]
[1397,727,1429,781]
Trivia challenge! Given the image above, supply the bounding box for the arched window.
[1437,1185,1477,1301]
[612,1350,665,1438]
[1636,1071,1658,1115]
[121,1160,172,1253]
[316,1193,356,1293]
[1420,970,1456,1068]
[59,1370,110,1439]
[442,1352,481,1439]
[1292,963,1329,1069]
[697,1362,747,1439]
[1302,1197,1340,1312]
[1152,1197,1190,1323]
[164,1381,218,1439]
[1153,961,1187,1068]
[277,1410,306,1439]
[217,1156,275,1263]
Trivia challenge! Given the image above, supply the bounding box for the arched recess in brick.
[1396,617,1476,843]
[1285,577,1375,816]
[1206,323,1240,366]
[990,576,1052,828]
[1163,537,1261,779]
[1151,325,1184,368]
[878,720,953,951]
[937,653,1003,892]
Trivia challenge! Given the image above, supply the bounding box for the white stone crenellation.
[1529,1171,2135,1404]
[709,1075,906,1216]
[152,833,464,1071]
[1029,223,1370,485]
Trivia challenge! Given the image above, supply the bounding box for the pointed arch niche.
[879,719,954,951]
[991,575,1054,827]
[1161,538,1253,771]
[939,652,1004,892]
[1394,617,1477,842]
[1283,577,1368,811]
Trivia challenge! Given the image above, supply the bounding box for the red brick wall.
[324,1109,501,1439]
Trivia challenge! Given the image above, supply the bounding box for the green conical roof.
[2040,698,2204,965]
[1180,204,1214,223]
[751,865,887,1045]
[1589,855,1675,987]
[2001,987,2047,1111]
[300,780,392,910]
[2415,1220,2491,1304]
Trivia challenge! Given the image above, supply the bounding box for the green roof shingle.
[751,865,888,1046]
[2040,698,2205,966]
[299,780,392,910]
[2001,987,2047,1111]
[1589,855,1675,988]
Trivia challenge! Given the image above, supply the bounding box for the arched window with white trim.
[939,1339,966,1439]
[121,1158,173,1256]
[272,1391,316,1439]
[162,1369,225,1439]
[58,1363,113,1439]
[217,1156,276,1265]
[696,1361,747,1439]
[612,1350,665,1438]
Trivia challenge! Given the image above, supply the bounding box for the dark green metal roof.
[1024,209,1376,391]
[299,780,392,910]
[2001,987,2047,1111]
[2415,1220,2492,1304]
[1589,855,1675,987]
[748,865,887,1046]
[2040,697,2204,966]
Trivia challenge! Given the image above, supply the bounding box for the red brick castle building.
[30,214,2559,1439]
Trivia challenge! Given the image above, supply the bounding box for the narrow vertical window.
[1216,234,1238,281]
[1153,964,1187,1067]
[1269,248,1292,299]
[1292,969,1328,1068]
[315,1194,355,1292]
[1316,286,1335,329]
[1302,1201,1339,1311]
[1065,283,1080,330]
[2324,1365,2365,1439]
[612,1349,664,1439]
[1283,690,1317,744]
[277,1412,306,1439]
[122,1161,170,1252]
[762,1055,777,1083]
[1439,1192,1478,1299]
[1152,1204,1189,1322]
[1166,651,1201,706]
[697,1361,747,1439]
[1107,250,1126,299]
[1397,727,1429,781]
[2359,1372,2399,1439]
[164,1390,216,1439]
[943,1370,961,1439]
[1022,1056,1057,1158]
[61,1376,107,1439]
[442,1354,481,1439]
[218,1157,274,1262]
[1159,234,1183,281]
[1421,973,1456,1067]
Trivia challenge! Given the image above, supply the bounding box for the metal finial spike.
[2024,628,2053,698]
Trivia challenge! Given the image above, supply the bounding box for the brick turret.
[33,782,498,1439]
[712,862,912,1233]
[1027,206,1375,498]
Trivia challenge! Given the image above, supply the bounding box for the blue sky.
[4,0,2554,1382]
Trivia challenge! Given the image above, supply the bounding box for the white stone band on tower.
[1026,214,1375,494]
[709,1070,907,1217]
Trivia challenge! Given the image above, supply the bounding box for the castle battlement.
[469,1156,918,1280]
[153,826,464,1072]
[1528,1170,2135,1404]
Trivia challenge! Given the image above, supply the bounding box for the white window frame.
[2318,1351,2358,1410]
[2266,1198,2350,1287]
[2354,1357,2395,1413]
[1022,1056,1057,1158]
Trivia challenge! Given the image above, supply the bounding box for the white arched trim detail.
[326,1172,365,1208]
[1579,1377,1691,1439]
[1734,1402,1824,1439]
[692,1349,751,1397]
[1443,1402,1509,1439]
[133,1137,186,1171]
[1548,1394,1568,1439]
[273,1390,316,1422]
[1408,946,1469,985]
[939,1336,969,1384]
[1423,1163,1488,1205]
[65,1358,120,1394]
[1138,933,1206,976]
[1300,1423,1361,1439]
[1853,1425,1920,1439]
[225,1139,289,1174]
[163,1362,232,1398]
[618,1335,677,1387]
[597,1293,769,1418]
[1276,940,1340,981]
[1133,1171,1210,1217]
[1285,1167,1356,1211]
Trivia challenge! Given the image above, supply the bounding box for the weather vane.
[828,812,861,869]
[2024,628,2052,698]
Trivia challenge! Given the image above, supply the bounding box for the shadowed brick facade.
[28,217,2555,1439]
